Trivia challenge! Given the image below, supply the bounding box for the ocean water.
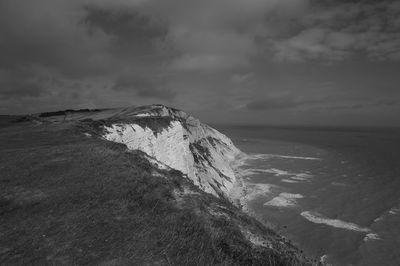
[216,125,400,266]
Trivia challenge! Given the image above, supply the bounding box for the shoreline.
[228,151,328,265]
[228,152,251,212]
[228,152,273,218]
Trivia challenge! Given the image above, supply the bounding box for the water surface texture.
[216,125,400,266]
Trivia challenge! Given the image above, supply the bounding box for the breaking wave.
[363,233,382,242]
[301,211,371,232]
[249,153,322,161]
[281,179,300,183]
[237,167,312,181]
[264,193,304,207]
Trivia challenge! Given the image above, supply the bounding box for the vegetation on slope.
[0,118,314,265]
[38,109,102,118]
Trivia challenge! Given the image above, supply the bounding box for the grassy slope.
[0,120,313,265]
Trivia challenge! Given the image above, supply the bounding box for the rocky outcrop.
[102,104,242,197]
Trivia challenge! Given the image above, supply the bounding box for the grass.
[37,109,102,118]
[78,116,174,137]
[0,119,315,265]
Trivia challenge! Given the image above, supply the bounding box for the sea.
[215,125,400,266]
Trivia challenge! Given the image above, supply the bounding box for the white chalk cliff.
[102,104,242,197]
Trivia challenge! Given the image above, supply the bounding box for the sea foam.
[363,233,382,242]
[389,207,400,215]
[238,167,313,181]
[249,153,321,161]
[281,179,300,183]
[301,211,371,232]
[264,193,304,207]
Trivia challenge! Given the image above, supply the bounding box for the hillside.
[0,105,314,265]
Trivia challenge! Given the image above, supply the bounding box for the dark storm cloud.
[0,1,112,77]
[0,1,169,76]
[112,75,176,100]
[245,89,400,114]
[0,0,174,112]
[246,96,302,110]
[263,0,400,62]
[0,68,49,99]
[0,0,399,126]
[83,5,168,52]
[245,94,330,111]
[307,97,400,115]
[0,81,47,99]
[136,87,176,100]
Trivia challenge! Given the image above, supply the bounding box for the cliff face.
[102,105,242,197]
[4,105,310,265]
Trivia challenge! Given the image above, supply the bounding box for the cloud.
[144,0,309,70]
[170,54,249,71]
[112,75,176,100]
[0,81,48,99]
[83,5,168,52]
[0,0,169,75]
[231,72,254,83]
[0,1,116,77]
[246,95,303,110]
[246,92,400,115]
[262,0,400,62]
[0,68,50,99]
[0,0,399,127]
[168,29,255,70]
[0,0,174,111]
[271,28,350,62]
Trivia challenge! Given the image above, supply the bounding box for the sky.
[0,0,399,126]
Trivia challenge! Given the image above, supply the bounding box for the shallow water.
[216,125,400,266]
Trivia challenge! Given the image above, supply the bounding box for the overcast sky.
[0,0,399,126]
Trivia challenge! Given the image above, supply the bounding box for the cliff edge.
[101,104,242,197]
[0,105,313,265]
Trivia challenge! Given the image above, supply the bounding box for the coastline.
[228,153,251,211]
[217,125,400,265]
[228,153,271,217]
[228,152,320,262]
[229,153,328,266]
